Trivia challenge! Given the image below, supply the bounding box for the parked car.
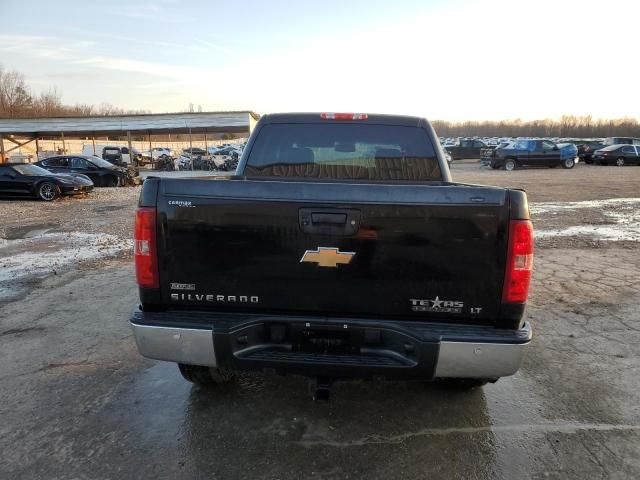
[577,141,605,164]
[592,145,640,166]
[130,112,534,398]
[154,155,175,171]
[142,147,172,160]
[445,139,493,160]
[0,163,93,201]
[182,147,208,156]
[481,139,577,170]
[176,154,216,171]
[602,137,640,147]
[212,146,242,160]
[82,144,141,166]
[36,155,128,187]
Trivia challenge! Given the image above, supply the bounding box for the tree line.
[431,116,640,139]
[1,65,639,138]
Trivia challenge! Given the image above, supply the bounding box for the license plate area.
[298,329,353,354]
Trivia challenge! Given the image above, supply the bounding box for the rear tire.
[561,157,575,169]
[503,159,516,171]
[38,182,59,201]
[616,157,625,167]
[178,363,235,386]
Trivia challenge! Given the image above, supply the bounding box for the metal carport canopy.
[0,111,259,136]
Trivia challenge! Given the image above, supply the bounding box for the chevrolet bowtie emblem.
[300,247,356,268]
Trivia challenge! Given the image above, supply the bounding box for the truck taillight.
[134,207,159,288]
[320,113,368,120]
[502,220,534,304]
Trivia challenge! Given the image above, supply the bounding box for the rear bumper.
[130,309,531,380]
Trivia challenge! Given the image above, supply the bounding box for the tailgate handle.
[311,213,347,225]
[299,208,361,236]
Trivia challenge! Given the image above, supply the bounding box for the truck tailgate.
[157,179,509,324]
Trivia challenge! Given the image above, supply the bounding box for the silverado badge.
[300,247,355,268]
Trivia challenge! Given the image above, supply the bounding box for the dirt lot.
[1,162,639,479]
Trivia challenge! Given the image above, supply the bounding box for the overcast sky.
[1,0,638,120]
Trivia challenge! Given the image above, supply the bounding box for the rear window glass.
[244,123,441,181]
[43,157,68,167]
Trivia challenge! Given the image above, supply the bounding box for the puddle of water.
[0,232,133,300]
[532,197,640,242]
[93,205,124,213]
[4,223,60,240]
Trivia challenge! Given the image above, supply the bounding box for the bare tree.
[0,67,33,117]
[96,102,120,116]
[34,87,63,116]
[432,116,640,139]
[69,104,95,116]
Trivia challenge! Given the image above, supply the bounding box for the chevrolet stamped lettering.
[410,297,464,314]
[170,293,259,303]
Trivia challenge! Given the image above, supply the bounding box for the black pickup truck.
[130,113,533,398]
[481,139,578,170]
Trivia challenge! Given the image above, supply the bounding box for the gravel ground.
[450,160,640,202]
[0,186,140,240]
[0,187,138,302]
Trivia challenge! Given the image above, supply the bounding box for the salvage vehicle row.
[36,155,129,187]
